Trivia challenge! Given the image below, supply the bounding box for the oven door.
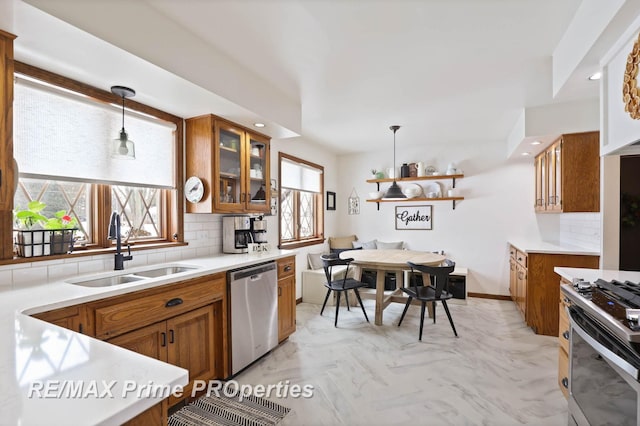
[568,306,640,426]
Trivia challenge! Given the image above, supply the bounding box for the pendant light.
[383,125,406,199]
[111,85,136,159]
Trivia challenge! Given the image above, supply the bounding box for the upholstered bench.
[301,253,356,306]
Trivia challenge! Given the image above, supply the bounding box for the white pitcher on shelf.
[415,161,427,177]
[387,167,397,179]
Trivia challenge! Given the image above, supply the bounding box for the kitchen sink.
[70,274,144,287]
[66,265,199,287]
[131,266,198,278]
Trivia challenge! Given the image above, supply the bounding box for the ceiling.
[11,0,622,155]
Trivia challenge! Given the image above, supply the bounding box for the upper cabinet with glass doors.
[533,131,599,213]
[185,114,270,214]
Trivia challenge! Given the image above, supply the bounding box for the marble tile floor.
[235,298,568,426]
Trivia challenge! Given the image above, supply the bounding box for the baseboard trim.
[468,292,512,301]
[296,297,303,305]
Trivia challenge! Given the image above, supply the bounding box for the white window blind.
[14,77,177,188]
[281,158,322,193]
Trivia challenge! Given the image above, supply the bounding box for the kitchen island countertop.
[554,267,640,284]
[0,249,295,425]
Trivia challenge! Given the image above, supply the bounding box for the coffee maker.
[222,215,252,254]
[250,216,268,246]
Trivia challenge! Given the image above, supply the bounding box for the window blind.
[14,77,177,188]
[281,157,322,193]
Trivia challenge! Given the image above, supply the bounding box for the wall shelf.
[366,197,464,210]
[367,174,465,210]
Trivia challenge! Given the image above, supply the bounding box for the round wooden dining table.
[340,249,445,325]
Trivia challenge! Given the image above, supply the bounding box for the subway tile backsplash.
[558,213,601,251]
[1,213,226,289]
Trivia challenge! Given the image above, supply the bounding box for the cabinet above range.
[185,114,270,214]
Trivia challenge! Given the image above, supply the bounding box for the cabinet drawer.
[515,250,527,268]
[94,275,225,339]
[278,256,295,279]
[558,348,569,399]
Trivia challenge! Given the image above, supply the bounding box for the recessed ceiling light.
[588,72,602,81]
[253,122,265,128]
[531,140,541,145]
[521,152,531,156]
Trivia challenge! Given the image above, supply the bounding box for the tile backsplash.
[0,213,226,290]
[558,213,601,250]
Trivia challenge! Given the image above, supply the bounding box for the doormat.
[168,390,291,426]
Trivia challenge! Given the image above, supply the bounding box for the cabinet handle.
[78,323,84,334]
[169,329,175,344]
[161,332,166,347]
[278,287,282,296]
[165,298,183,307]
[561,377,569,389]
[563,297,570,304]
[284,265,292,272]
[562,330,569,340]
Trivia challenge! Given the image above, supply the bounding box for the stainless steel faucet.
[108,212,132,270]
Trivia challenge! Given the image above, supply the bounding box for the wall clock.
[184,176,204,203]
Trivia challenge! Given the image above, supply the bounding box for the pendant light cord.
[121,96,125,131]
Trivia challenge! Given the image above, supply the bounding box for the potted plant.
[44,210,78,254]
[14,201,77,257]
[14,200,49,257]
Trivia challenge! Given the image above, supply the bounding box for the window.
[278,153,324,248]
[9,62,183,257]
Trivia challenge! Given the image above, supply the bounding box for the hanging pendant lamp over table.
[111,85,136,159]
[383,125,406,199]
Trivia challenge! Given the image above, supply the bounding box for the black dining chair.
[398,259,458,340]
[320,254,370,327]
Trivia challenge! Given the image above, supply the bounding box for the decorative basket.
[14,229,77,257]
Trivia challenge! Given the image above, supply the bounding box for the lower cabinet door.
[278,275,296,342]
[167,304,216,404]
[108,322,168,426]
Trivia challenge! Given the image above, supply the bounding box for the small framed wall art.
[395,205,432,230]
[326,191,336,210]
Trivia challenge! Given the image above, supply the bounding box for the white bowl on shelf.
[402,184,423,199]
[368,191,384,200]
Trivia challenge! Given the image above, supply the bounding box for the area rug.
[168,390,291,426]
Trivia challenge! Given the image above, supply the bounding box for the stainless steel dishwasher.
[228,261,278,375]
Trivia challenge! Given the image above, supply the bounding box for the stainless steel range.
[561,279,640,426]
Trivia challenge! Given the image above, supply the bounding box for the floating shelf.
[367,197,464,210]
[367,174,465,210]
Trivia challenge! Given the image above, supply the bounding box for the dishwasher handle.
[230,261,276,281]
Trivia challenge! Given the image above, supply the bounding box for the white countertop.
[554,267,640,284]
[508,240,600,256]
[0,249,295,425]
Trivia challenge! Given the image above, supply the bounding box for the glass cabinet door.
[246,133,270,213]
[216,124,244,211]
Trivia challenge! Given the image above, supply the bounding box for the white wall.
[0,135,601,297]
[335,139,598,296]
[269,136,340,296]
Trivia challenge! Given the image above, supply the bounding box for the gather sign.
[395,205,432,230]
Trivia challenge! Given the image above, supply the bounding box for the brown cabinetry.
[534,131,599,213]
[185,114,270,214]
[558,282,571,399]
[33,304,91,335]
[277,256,296,342]
[507,244,598,336]
[91,274,227,406]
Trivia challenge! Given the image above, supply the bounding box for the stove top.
[561,278,640,343]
